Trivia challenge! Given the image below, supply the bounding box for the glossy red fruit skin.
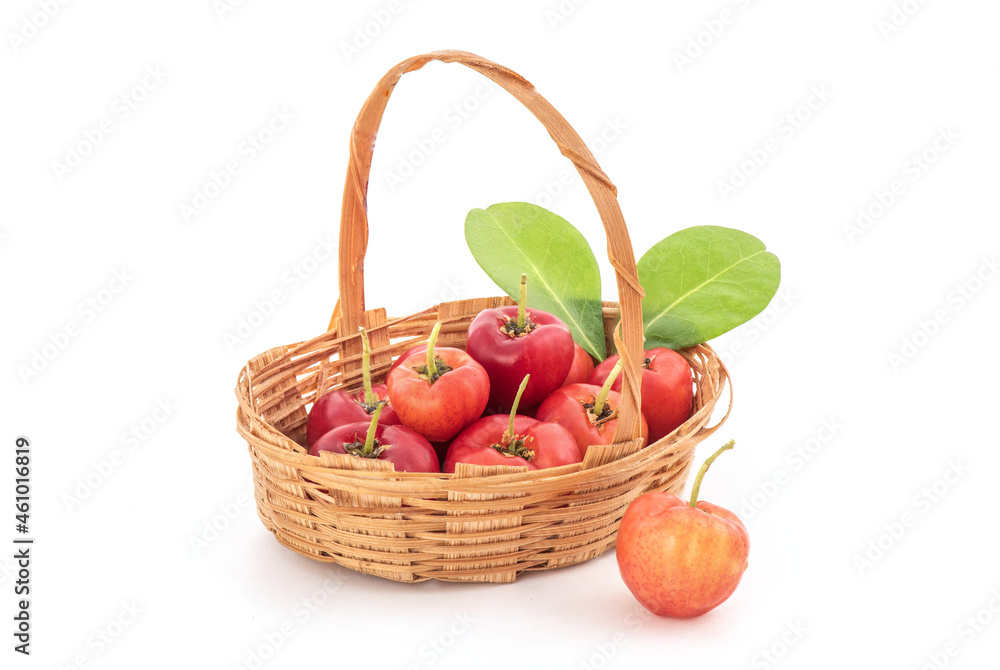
[306,383,399,446]
[562,343,596,386]
[386,348,490,443]
[534,383,648,459]
[309,422,440,473]
[589,347,693,444]
[616,492,749,618]
[466,306,575,415]
[443,414,582,473]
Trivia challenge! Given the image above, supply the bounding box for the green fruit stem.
[363,403,384,456]
[360,329,375,406]
[425,322,442,379]
[689,439,735,507]
[517,273,527,329]
[593,362,622,415]
[508,374,530,436]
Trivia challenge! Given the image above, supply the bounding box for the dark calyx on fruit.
[498,313,537,338]
[355,397,382,414]
[342,435,390,459]
[581,397,618,426]
[491,429,536,461]
[412,356,453,383]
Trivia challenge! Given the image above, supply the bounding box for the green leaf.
[465,202,606,361]
[638,225,780,350]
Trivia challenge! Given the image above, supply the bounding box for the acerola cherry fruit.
[466,274,575,415]
[386,322,490,442]
[444,375,582,472]
[616,440,749,618]
[562,343,595,386]
[310,404,439,473]
[535,363,648,459]
[307,330,399,446]
[589,347,692,444]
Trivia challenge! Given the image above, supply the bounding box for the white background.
[3,0,999,668]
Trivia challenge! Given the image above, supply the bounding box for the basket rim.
[235,314,732,489]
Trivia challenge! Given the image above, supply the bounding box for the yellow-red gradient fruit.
[616,491,749,618]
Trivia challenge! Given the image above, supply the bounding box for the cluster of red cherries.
[306,278,694,473]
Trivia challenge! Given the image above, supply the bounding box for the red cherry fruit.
[444,375,582,472]
[589,347,693,444]
[307,330,400,446]
[617,440,749,618]
[534,364,648,459]
[562,343,596,386]
[310,404,439,473]
[466,274,574,415]
[386,322,490,443]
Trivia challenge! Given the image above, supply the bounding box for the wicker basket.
[234,50,731,583]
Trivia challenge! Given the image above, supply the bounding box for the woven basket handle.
[336,50,646,444]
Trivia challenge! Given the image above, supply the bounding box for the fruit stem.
[593,362,622,415]
[689,439,735,507]
[509,374,530,436]
[360,329,375,406]
[363,403,384,456]
[425,322,442,379]
[517,273,527,329]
